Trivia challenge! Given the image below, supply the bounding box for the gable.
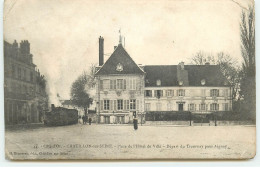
[95,44,144,75]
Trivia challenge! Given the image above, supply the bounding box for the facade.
[95,37,232,124]
[143,64,232,114]
[4,40,48,125]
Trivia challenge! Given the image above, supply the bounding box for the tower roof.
[95,44,144,75]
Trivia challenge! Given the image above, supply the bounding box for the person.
[133,115,138,130]
[89,117,92,125]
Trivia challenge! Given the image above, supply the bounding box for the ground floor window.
[145,103,151,111]
[156,103,162,111]
[189,104,195,111]
[200,103,206,111]
[130,99,136,110]
[210,103,219,111]
[223,103,229,111]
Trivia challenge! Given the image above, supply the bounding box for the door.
[104,116,110,124]
[178,104,183,111]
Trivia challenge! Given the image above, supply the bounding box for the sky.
[3,0,253,103]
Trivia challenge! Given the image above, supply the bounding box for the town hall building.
[95,36,232,124]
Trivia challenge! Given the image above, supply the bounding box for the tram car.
[44,104,78,126]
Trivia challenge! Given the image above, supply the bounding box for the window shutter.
[217,104,219,111]
[100,100,103,111]
[188,104,190,111]
[177,90,179,96]
[154,90,157,97]
[195,104,196,111]
[123,100,126,110]
[110,100,113,111]
[161,90,163,97]
[210,104,212,111]
[124,79,126,89]
[114,100,117,110]
[217,90,219,97]
[136,100,139,111]
[127,100,129,110]
[206,104,208,110]
[183,90,185,96]
[133,79,136,90]
[210,90,212,96]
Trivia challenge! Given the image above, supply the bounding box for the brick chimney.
[99,36,104,66]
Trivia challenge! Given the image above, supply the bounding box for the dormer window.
[201,79,206,85]
[156,79,161,86]
[178,81,183,86]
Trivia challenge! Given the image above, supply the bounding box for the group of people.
[81,115,92,125]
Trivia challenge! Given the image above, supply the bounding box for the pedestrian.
[89,117,92,125]
[133,115,138,130]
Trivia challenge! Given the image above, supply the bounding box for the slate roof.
[144,65,230,87]
[95,44,145,75]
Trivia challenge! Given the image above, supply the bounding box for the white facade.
[144,86,232,114]
[96,75,145,124]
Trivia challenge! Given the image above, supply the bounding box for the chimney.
[99,36,104,66]
[205,62,210,65]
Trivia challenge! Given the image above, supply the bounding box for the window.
[167,103,172,111]
[189,104,195,111]
[104,100,110,110]
[156,103,162,111]
[130,99,136,110]
[145,90,152,97]
[156,80,161,86]
[210,89,219,97]
[154,90,163,98]
[166,90,174,97]
[200,104,206,111]
[177,89,185,96]
[103,79,110,90]
[129,78,136,90]
[223,103,228,111]
[210,103,219,111]
[145,103,151,111]
[117,100,123,110]
[110,80,116,89]
[117,79,123,89]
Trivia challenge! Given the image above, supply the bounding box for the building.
[4,40,48,125]
[95,37,232,124]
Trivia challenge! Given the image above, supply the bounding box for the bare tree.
[190,51,241,100]
[239,5,255,122]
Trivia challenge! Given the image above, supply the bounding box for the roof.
[95,44,145,75]
[144,65,230,87]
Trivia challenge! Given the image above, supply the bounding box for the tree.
[70,67,95,116]
[239,6,255,122]
[190,51,241,100]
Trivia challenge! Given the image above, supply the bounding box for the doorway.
[178,104,184,111]
[104,116,110,124]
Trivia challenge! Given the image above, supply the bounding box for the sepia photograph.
[3,0,256,160]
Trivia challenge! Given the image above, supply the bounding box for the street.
[5,124,256,160]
